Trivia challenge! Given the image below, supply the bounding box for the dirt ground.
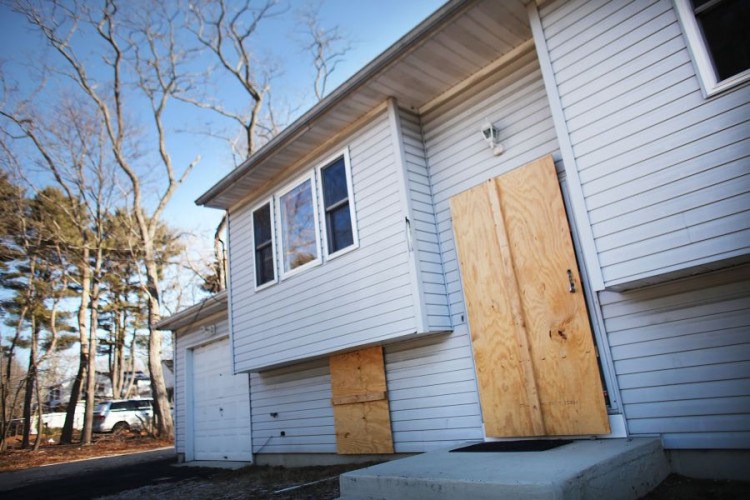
[641,474,750,500]
[99,469,750,500]
[99,462,379,500]
[0,433,171,472]
[3,439,749,499]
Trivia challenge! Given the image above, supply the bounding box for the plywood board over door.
[329,346,394,454]
[450,155,610,437]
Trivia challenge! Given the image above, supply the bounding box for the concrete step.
[339,438,668,500]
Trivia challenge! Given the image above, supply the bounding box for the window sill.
[280,258,322,281]
[325,242,359,262]
[703,68,750,97]
[254,279,277,292]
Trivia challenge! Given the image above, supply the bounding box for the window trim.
[674,0,750,96]
[276,171,322,280]
[316,148,359,261]
[251,197,277,291]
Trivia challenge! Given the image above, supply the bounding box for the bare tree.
[1,80,127,443]
[187,0,283,160]
[298,3,351,101]
[10,0,202,437]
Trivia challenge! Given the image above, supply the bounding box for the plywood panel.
[451,155,609,437]
[330,346,388,398]
[450,182,544,436]
[331,400,394,455]
[330,346,394,454]
[496,156,609,435]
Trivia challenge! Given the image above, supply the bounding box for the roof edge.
[156,290,228,331]
[195,0,473,209]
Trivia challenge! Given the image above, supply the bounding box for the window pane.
[328,204,353,252]
[322,158,348,207]
[321,156,355,254]
[280,179,318,271]
[253,203,272,243]
[695,0,750,81]
[253,203,274,286]
[258,245,274,285]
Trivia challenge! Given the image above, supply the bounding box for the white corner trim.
[528,2,606,291]
[184,345,196,461]
[387,98,428,333]
[226,211,238,376]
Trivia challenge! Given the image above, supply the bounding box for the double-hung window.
[675,0,750,95]
[278,175,321,275]
[252,201,276,288]
[319,155,357,257]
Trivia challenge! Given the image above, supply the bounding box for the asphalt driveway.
[0,447,220,499]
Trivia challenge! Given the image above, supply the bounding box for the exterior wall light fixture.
[481,121,504,156]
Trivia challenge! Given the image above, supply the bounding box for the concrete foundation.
[173,460,251,470]
[255,452,406,468]
[339,438,668,500]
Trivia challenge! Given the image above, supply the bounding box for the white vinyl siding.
[601,264,750,449]
[384,333,483,452]
[538,0,750,289]
[250,359,336,454]
[398,109,451,331]
[422,45,561,330]
[173,317,230,457]
[248,332,483,455]
[417,45,559,443]
[228,111,418,371]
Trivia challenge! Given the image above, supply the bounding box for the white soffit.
[197,0,530,210]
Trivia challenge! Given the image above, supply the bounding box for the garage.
[190,337,252,462]
[156,292,254,464]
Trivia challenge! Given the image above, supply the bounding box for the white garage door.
[192,338,252,461]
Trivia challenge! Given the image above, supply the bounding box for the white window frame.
[316,148,359,261]
[251,197,277,291]
[674,0,750,96]
[276,172,322,280]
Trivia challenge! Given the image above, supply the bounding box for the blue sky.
[169,0,445,238]
[0,0,444,370]
[0,1,445,243]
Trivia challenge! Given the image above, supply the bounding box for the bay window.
[251,150,357,287]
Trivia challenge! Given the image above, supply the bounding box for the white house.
[157,0,750,478]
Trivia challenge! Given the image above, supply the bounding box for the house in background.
[157,0,750,479]
[46,367,172,411]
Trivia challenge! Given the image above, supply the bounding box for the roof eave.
[155,290,228,331]
[195,0,472,210]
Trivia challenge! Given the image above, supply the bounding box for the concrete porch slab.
[339,438,668,500]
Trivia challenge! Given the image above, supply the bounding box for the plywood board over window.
[329,346,394,454]
[451,155,610,437]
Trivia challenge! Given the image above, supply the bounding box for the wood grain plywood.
[330,346,387,398]
[329,346,394,454]
[496,156,609,435]
[332,400,394,455]
[450,155,609,437]
[450,183,543,436]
